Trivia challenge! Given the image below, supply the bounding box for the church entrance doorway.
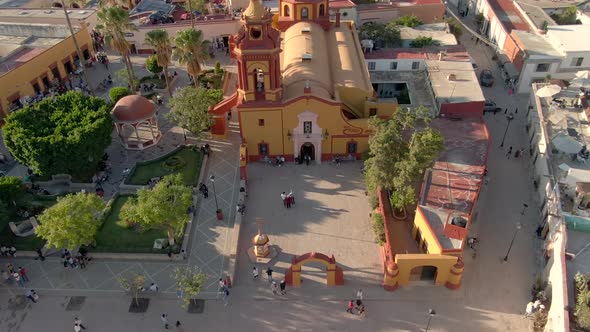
[300,143,315,161]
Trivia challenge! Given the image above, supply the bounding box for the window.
[536,63,550,72]
[258,119,265,126]
[367,62,376,71]
[51,66,61,80]
[82,48,90,60]
[319,4,325,16]
[369,108,377,116]
[412,61,420,70]
[390,62,397,70]
[342,11,348,17]
[259,143,268,156]
[303,121,312,134]
[284,5,290,17]
[32,82,41,94]
[572,57,584,67]
[250,27,262,39]
[301,8,308,19]
[347,142,357,154]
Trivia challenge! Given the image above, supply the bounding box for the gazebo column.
[134,124,141,141]
[149,118,156,139]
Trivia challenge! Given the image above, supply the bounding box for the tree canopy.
[359,22,401,48]
[396,15,422,27]
[35,193,106,250]
[120,174,192,245]
[0,176,26,207]
[364,106,444,210]
[145,29,173,96]
[2,91,112,179]
[410,36,440,48]
[446,18,463,40]
[172,266,207,308]
[551,6,581,25]
[174,29,211,88]
[167,87,223,137]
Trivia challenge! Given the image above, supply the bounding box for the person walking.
[74,324,82,332]
[13,272,24,287]
[288,190,295,205]
[506,146,513,159]
[175,321,183,331]
[280,192,287,206]
[285,195,292,208]
[74,317,86,330]
[150,282,159,292]
[346,299,355,314]
[356,289,363,300]
[271,280,278,295]
[36,248,45,261]
[252,266,259,279]
[279,279,286,295]
[26,289,38,303]
[18,267,29,282]
[181,250,187,260]
[222,287,230,307]
[266,267,273,282]
[161,314,170,329]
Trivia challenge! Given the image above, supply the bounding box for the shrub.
[214,61,222,74]
[109,87,131,103]
[369,192,379,210]
[395,15,422,27]
[117,218,138,230]
[162,156,186,171]
[372,213,386,245]
[146,54,163,74]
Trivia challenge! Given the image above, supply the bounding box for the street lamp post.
[425,309,436,332]
[503,221,522,262]
[499,113,515,148]
[210,175,222,220]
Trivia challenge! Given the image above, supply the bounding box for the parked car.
[479,69,494,87]
[483,100,502,113]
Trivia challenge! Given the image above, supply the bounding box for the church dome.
[243,0,267,21]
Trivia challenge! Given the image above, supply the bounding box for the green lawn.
[0,193,58,250]
[93,195,170,253]
[127,147,203,186]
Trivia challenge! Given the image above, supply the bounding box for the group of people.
[505,146,526,160]
[252,267,287,295]
[274,156,286,167]
[0,245,17,257]
[200,144,211,157]
[280,191,296,208]
[62,248,92,269]
[2,263,29,287]
[218,278,231,306]
[346,289,366,317]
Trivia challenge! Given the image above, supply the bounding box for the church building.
[228,0,396,163]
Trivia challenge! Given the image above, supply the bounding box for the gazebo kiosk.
[111,95,162,150]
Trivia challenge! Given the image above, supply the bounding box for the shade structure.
[536,85,562,98]
[576,70,590,79]
[553,134,583,154]
[558,163,571,173]
[571,77,590,87]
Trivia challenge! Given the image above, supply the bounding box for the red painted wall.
[439,101,484,118]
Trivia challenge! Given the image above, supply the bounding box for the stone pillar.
[383,261,399,291]
[445,258,465,289]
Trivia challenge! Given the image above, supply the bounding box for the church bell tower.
[229,0,282,103]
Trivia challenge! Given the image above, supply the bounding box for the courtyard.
[237,162,382,289]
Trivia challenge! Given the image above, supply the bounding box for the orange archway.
[285,252,344,286]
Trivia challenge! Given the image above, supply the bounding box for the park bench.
[9,217,39,237]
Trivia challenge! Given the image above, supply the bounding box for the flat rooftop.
[427,59,485,104]
[418,117,488,250]
[0,46,45,75]
[512,30,562,58]
[356,0,442,11]
[400,23,458,47]
[547,24,590,53]
[0,8,96,20]
[488,0,532,32]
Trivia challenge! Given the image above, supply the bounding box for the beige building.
[0,22,93,120]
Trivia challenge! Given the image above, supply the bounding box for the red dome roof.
[112,95,156,123]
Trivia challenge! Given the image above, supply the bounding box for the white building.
[513,25,590,93]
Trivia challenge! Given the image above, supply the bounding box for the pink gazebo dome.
[112,95,156,123]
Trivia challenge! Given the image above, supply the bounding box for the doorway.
[420,266,437,281]
[300,143,315,160]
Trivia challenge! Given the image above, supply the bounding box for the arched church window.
[284,5,290,17]
[254,69,265,92]
[301,7,308,19]
[319,4,325,16]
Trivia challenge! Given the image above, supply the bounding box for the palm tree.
[145,29,173,97]
[60,0,93,95]
[96,6,138,92]
[173,29,210,89]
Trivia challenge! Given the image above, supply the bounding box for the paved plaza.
[0,28,546,332]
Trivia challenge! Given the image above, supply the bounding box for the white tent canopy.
[536,84,562,98]
[553,134,583,154]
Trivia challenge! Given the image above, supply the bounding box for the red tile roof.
[329,0,356,9]
[487,0,531,32]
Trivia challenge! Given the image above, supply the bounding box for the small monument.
[247,218,278,263]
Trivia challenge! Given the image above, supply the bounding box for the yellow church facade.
[228,0,396,163]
